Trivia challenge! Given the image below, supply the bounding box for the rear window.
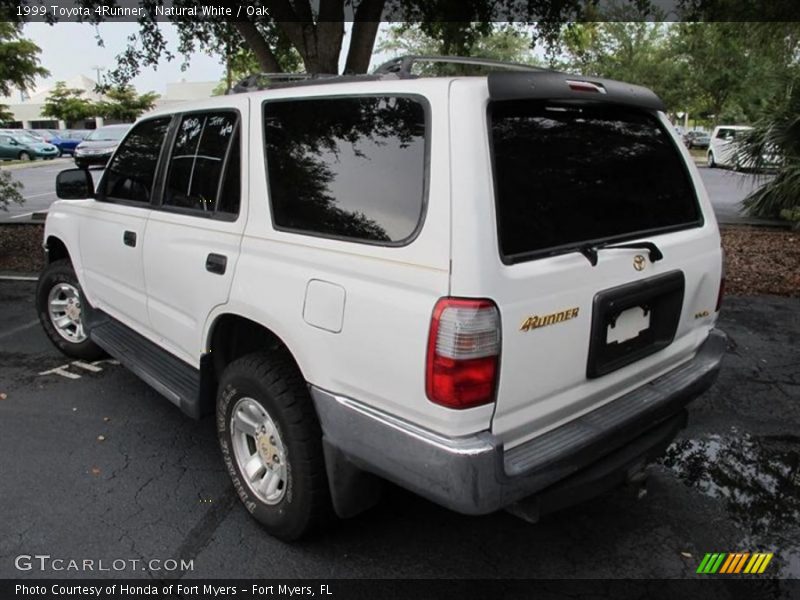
[489,102,701,262]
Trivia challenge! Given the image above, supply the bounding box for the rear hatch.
[481,72,722,448]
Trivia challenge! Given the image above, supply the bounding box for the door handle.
[205,253,227,275]
[123,231,136,247]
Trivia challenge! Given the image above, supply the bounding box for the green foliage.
[0,21,48,97]
[95,85,159,122]
[0,103,12,124]
[212,46,302,95]
[561,21,685,108]
[739,75,800,220]
[377,23,539,73]
[41,81,96,125]
[0,21,46,211]
[0,169,23,212]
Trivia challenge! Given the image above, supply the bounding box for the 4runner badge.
[520,307,579,332]
[633,255,646,271]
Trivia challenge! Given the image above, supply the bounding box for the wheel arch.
[203,312,308,390]
[45,235,71,265]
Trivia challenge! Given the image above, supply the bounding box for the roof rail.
[229,72,332,94]
[227,55,546,94]
[373,55,545,77]
[228,71,388,94]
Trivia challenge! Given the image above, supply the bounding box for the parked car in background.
[707,126,751,168]
[0,131,59,160]
[54,130,90,156]
[73,124,132,168]
[23,129,55,142]
[707,125,780,171]
[683,131,710,149]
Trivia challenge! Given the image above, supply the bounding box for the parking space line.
[22,192,56,200]
[9,212,33,219]
[0,319,39,341]
[39,365,82,379]
[72,360,103,373]
[37,359,120,380]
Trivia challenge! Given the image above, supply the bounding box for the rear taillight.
[426,298,500,409]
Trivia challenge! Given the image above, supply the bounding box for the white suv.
[37,57,726,540]
[707,125,752,169]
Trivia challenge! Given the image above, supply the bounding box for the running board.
[90,317,202,418]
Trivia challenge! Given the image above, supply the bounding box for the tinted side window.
[163,112,238,214]
[102,117,170,203]
[264,96,427,244]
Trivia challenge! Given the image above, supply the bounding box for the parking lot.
[0,278,798,581]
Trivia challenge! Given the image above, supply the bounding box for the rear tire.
[217,351,333,541]
[36,259,105,360]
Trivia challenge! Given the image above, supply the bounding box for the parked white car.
[37,56,726,540]
[707,125,753,169]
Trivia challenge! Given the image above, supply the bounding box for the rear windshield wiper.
[578,241,663,267]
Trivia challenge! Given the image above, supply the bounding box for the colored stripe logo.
[697,552,773,574]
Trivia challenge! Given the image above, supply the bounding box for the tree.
[212,46,302,95]
[377,23,539,71]
[0,21,48,211]
[671,23,762,123]
[94,85,159,122]
[41,81,97,126]
[70,0,598,85]
[560,21,681,104]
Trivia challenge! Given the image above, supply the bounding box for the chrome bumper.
[311,329,727,516]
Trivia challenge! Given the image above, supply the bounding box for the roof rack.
[229,73,332,94]
[228,55,545,94]
[373,55,545,77]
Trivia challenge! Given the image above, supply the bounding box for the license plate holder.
[587,271,685,378]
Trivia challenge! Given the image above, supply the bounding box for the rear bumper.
[311,329,727,515]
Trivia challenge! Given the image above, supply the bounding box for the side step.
[90,317,202,418]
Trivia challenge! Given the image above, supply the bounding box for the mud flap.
[322,438,383,519]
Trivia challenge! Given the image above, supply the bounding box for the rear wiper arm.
[578,241,663,267]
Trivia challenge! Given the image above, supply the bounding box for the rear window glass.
[489,102,701,262]
[264,96,427,244]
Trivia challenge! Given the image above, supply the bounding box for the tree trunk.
[266,0,345,73]
[344,0,385,74]
[233,21,283,73]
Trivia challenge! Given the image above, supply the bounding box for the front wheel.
[217,352,332,541]
[707,152,716,168]
[36,259,105,360]
[18,151,31,161]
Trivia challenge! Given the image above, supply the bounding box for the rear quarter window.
[263,95,428,245]
[489,101,702,262]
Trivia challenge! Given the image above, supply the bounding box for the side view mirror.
[8,139,17,146]
[56,168,95,199]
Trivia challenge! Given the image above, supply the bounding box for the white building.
[0,76,217,130]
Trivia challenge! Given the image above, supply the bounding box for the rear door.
[451,75,722,448]
[142,107,246,366]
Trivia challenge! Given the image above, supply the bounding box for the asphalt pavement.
[0,279,798,581]
[0,159,779,225]
[0,159,103,223]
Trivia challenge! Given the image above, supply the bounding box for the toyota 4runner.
[37,56,726,540]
